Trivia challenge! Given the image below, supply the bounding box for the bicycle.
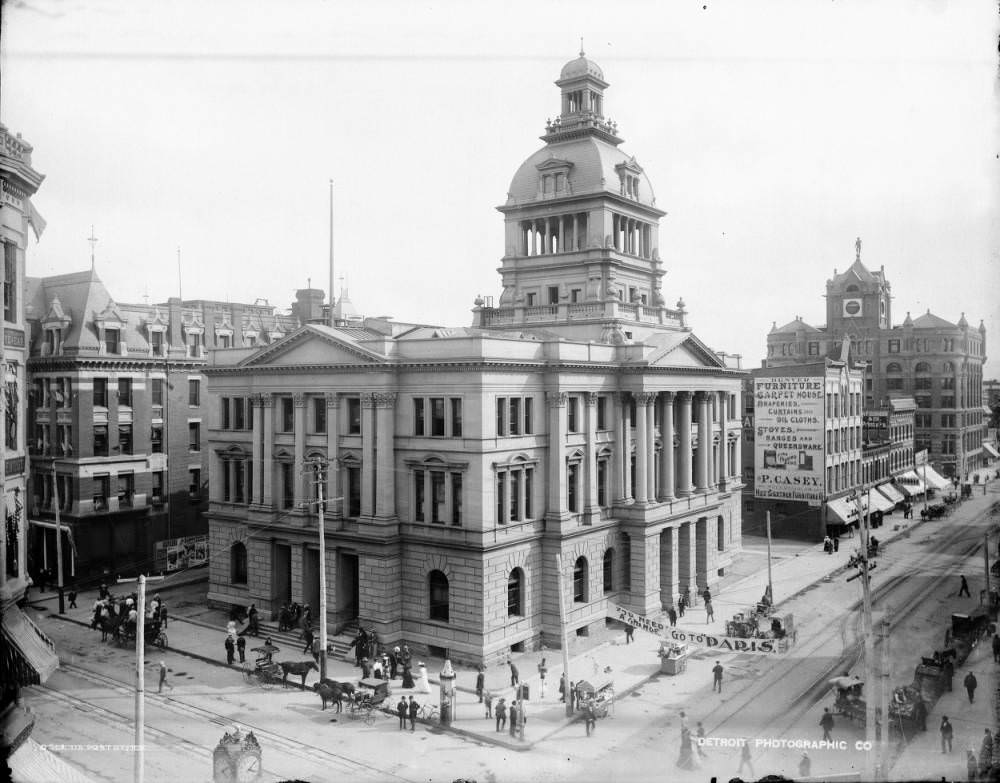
[417,702,439,721]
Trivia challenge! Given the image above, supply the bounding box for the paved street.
[19,479,1000,782]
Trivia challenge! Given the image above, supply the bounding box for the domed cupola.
[544,45,621,147]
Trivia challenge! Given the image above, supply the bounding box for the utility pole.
[851,490,877,782]
[118,572,165,783]
[765,511,774,605]
[301,457,341,681]
[985,532,992,605]
[52,461,64,614]
[555,553,573,718]
[878,611,890,781]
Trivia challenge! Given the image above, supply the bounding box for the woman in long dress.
[401,663,415,689]
[416,662,431,694]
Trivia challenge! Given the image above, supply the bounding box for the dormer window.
[150,330,164,356]
[104,328,120,355]
[43,329,56,356]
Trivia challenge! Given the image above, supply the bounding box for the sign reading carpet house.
[753,377,825,502]
[608,604,787,655]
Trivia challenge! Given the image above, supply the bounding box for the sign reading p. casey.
[607,603,786,656]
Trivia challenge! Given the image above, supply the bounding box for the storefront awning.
[1,606,59,685]
[983,442,1000,459]
[919,465,951,491]
[876,482,905,505]
[895,471,926,497]
[867,490,896,513]
[826,495,867,525]
[8,738,99,783]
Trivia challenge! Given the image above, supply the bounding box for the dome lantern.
[543,47,622,147]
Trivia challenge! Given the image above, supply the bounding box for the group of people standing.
[90,584,166,638]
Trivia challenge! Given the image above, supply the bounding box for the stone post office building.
[205,53,745,664]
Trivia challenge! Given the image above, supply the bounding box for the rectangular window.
[597,396,607,430]
[187,331,202,358]
[188,379,200,406]
[3,242,16,322]
[941,395,955,409]
[117,378,132,407]
[941,377,955,390]
[941,414,956,428]
[151,330,164,355]
[188,422,201,451]
[496,397,507,436]
[524,397,533,434]
[347,466,361,516]
[414,398,425,436]
[221,398,231,429]
[233,397,246,430]
[280,396,294,432]
[888,339,900,353]
[567,396,579,433]
[189,468,201,501]
[548,286,559,305]
[915,413,932,428]
[117,473,134,508]
[93,474,110,511]
[496,474,506,524]
[234,461,245,504]
[222,460,232,501]
[151,378,163,407]
[105,328,120,355]
[451,473,462,525]
[281,462,294,509]
[597,460,607,506]
[914,377,932,390]
[916,395,932,408]
[526,292,536,307]
[450,398,462,437]
[218,333,232,349]
[808,341,819,356]
[431,398,445,437]
[509,469,520,522]
[414,470,425,521]
[311,397,326,433]
[152,471,164,502]
[567,462,579,512]
[93,425,109,457]
[93,377,108,408]
[150,425,163,453]
[524,468,533,519]
[347,397,361,434]
[886,378,903,391]
[118,424,133,455]
[431,472,445,523]
[509,398,521,435]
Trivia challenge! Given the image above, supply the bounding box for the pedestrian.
[738,741,754,778]
[798,752,811,778]
[484,690,493,718]
[236,636,246,663]
[508,659,519,687]
[713,661,723,692]
[247,604,259,636]
[302,625,314,655]
[476,666,485,702]
[99,582,109,600]
[959,575,971,597]
[584,698,597,736]
[569,681,576,710]
[225,636,235,665]
[823,535,833,554]
[668,606,677,627]
[624,623,635,644]
[820,707,834,741]
[705,600,714,624]
[940,716,953,753]
[495,697,506,732]
[981,729,994,778]
[968,749,979,781]
[397,697,407,730]
[703,586,711,604]
[361,657,372,680]
[964,671,978,703]
[696,722,707,758]
[158,660,173,693]
[508,700,517,737]
[408,695,418,731]
[679,589,689,617]
[679,710,688,732]
[159,603,168,628]
[37,568,47,593]
[832,536,840,553]
[390,647,400,680]
[992,634,1000,664]
[559,673,567,703]
[538,658,547,699]
[68,589,77,609]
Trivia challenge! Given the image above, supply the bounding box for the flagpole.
[328,180,334,327]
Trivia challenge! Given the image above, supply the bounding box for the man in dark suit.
[397,697,407,730]
[495,698,506,732]
[508,700,518,737]
[408,695,419,731]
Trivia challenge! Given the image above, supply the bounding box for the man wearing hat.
[158,661,172,693]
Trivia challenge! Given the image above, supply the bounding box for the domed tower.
[478,51,682,340]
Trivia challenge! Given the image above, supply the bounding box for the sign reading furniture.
[753,377,825,502]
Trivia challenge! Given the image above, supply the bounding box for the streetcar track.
[50,661,417,782]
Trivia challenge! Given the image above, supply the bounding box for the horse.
[99,614,124,643]
[313,679,350,712]
[279,659,318,688]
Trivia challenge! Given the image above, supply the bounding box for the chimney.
[294,288,325,325]
[232,303,246,348]
[167,297,183,349]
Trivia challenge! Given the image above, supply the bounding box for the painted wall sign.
[753,377,825,501]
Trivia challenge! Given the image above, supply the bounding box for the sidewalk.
[26,481,998,753]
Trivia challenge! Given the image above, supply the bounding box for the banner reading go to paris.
[607,603,788,656]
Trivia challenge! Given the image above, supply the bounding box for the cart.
[244,642,283,688]
[944,609,990,664]
[349,678,391,725]
[574,677,614,718]
[830,676,926,736]
[117,617,167,649]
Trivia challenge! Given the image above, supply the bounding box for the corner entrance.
[335,551,359,633]
[272,543,292,614]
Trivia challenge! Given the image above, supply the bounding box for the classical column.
[572,214,579,251]
[374,392,397,519]
[251,394,264,505]
[660,527,680,609]
[584,392,600,523]
[546,392,568,518]
[695,392,711,493]
[676,392,692,497]
[293,393,306,506]
[634,395,648,504]
[360,393,376,519]
[622,395,633,501]
[718,391,728,488]
[659,392,675,501]
[645,394,656,501]
[612,393,625,502]
[681,521,699,599]
[261,393,274,507]
[629,531,661,616]
[325,394,341,518]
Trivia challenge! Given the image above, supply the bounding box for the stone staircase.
[246,619,359,661]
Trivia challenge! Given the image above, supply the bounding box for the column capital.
[635,391,657,406]
[546,391,567,408]
[259,392,274,407]
[371,392,398,409]
[694,390,712,404]
[325,392,340,409]
[584,391,599,407]
[676,391,693,403]
[250,394,263,408]
[293,393,306,408]
[660,390,675,404]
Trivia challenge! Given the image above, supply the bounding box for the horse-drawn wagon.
[830,676,927,736]
[346,678,391,725]
[574,677,614,719]
[944,609,991,664]
[116,616,167,650]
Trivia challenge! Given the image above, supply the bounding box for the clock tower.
[825,237,892,335]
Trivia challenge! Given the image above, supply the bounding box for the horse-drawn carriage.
[830,676,927,736]
[116,616,167,650]
[914,652,955,705]
[346,678,391,725]
[944,610,991,664]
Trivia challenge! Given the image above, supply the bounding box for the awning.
[919,465,950,491]
[1,606,59,685]
[983,442,1000,459]
[876,483,905,505]
[895,472,926,497]
[867,490,896,513]
[8,738,99,783]
[826,495,866,525]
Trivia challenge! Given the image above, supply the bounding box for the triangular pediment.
[645,332,727,369]
[145,306,168,328]
[94,301,125,326]
[536,157,574,172]
[240,325,387,368]
[43,296,71,326]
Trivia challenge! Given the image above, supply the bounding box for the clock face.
[843,298,862,317]
[236,753,261,783]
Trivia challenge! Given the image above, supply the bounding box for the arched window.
[573,556,588,603]
[845,284,860,293]
[915,362,931,374]
[603,549,614,594]
[230,542,248,584]
[507,568,523,616]
[429,570,449,622]
[943,361,954,373]
[886,363,902,374]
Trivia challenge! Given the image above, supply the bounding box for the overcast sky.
[2,0,997,370]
